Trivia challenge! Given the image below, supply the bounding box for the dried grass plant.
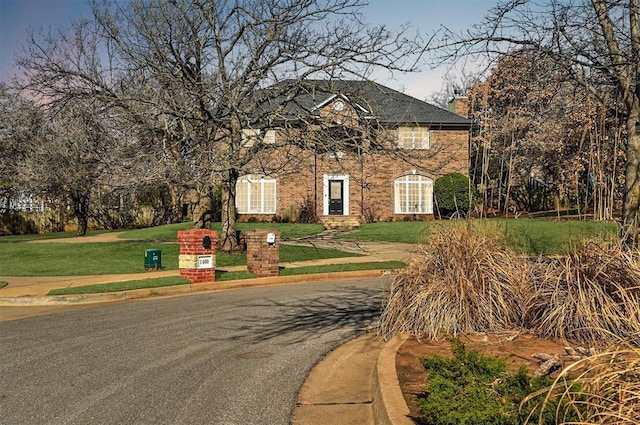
[527,241,640,346]
[377,224,531,341]
[523,339,640,424]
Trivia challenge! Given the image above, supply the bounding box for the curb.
[0,292,128,305]
[0,269,391,306]
[292,332,413,425]
[373,333,413,425]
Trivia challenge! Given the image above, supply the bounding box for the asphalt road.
[0,278,388,425]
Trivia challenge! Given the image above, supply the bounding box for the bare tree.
[467,50,624,217]
[88,0,426,251]
[0,84,37,211]
[13,99,123,235]
[430,0,640,244]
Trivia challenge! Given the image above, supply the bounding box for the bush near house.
[434,172,477,217]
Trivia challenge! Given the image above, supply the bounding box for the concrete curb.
[0,269,390,306]
[373,333,413,425]
[292,332,413,425]
[0,292,128,305]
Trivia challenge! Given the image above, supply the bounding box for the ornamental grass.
[377,226,640,347]
[524,340,640,424]
[526,240,640,347]
[377,225,531,341]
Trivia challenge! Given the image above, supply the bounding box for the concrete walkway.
[0,230,419,425]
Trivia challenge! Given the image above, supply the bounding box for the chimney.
[447,90,469,119]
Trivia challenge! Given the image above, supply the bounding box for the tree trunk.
[72,192,90,236]
[193,185,212,229]
[622,115,640,245]
[220,168,239,252]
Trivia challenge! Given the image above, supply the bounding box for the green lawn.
[47,261,405,295]
[0,242,359,276]
[118,222,325,241]
[278,261,405,276]
[343,219,619,254]
[47,271,260,295]
[0,229,112,242]
[0,219,621,278]
[496,218,619,254]
[340,221,431,243]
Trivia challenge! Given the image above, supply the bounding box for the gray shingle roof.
[256,79,470,127]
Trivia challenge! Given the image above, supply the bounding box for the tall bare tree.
[13,99,123,235]
[467,50,624,217]
[431,0,640,244]
[91,0,425,251]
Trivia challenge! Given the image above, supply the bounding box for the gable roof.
[255,79,470,128]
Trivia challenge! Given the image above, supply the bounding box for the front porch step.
[320,215,361,230]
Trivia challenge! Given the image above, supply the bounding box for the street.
[0,278,387,424]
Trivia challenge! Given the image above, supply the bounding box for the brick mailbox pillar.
[245,229,280,278]
[177,229,217,284]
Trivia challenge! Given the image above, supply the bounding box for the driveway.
[0,278,386,424]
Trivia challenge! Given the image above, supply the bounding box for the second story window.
[242,129,277,147]
[398,127,430,149]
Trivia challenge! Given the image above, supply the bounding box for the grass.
[496,218,619,254]
[118,221,325,241]
[0,222,324,243]
[0,242,180,276]
[343,219,619,254]
[48,276,192,295]
[47,271,259,295]
[525,342,640,425]
[0,242,360,276]
[0,281,7,289]
[279,260,405,275]
[0,229,112,242]
[2,219,619,255]
[378,226,527,341]
[47,261,402,295]
[341,221,432,244]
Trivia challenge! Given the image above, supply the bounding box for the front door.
[328,180,344,215]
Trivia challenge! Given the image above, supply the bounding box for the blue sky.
[0,0,496,100]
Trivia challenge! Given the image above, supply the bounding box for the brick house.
[235,80,470,228]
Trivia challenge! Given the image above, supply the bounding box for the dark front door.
[328,180,344,215]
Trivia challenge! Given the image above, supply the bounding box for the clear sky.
[0,0,497,100]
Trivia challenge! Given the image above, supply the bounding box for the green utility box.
[144,249,162,270]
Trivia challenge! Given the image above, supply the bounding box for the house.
[235,80,471,228]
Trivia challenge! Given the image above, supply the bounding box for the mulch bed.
[395,333,569,421]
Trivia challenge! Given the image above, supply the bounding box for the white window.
[236,175,277,214]
[262,129,277,144]
[398,126,429,149]
[242,129,277,147]
[242,129,260,147]
[394,175,433,214]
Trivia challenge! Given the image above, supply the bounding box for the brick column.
[177,229,217,284]
[245,229,280,278]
